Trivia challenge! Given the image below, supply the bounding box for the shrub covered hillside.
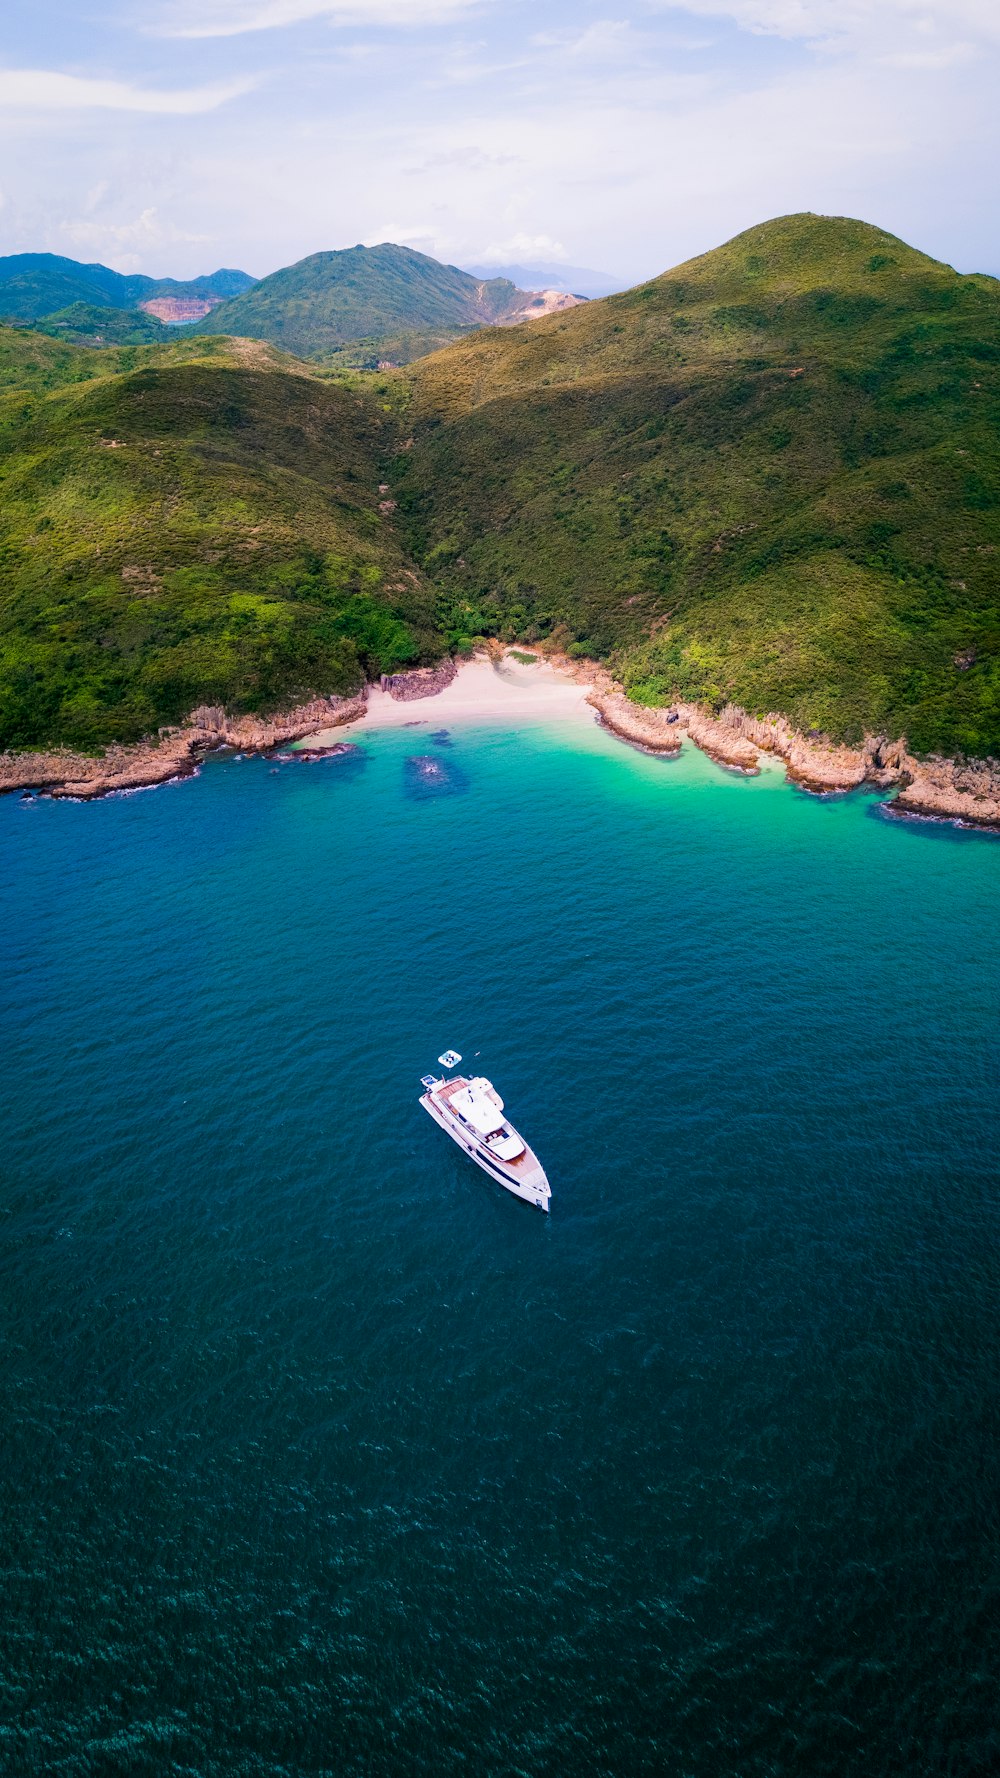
[27,303,171,349]
[0,335,437,750]
[396,213,1000,757]
[193,243,542,367]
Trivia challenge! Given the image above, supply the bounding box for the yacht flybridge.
[420,1061,551,1212]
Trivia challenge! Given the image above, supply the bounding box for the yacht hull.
[420,1081,551,1212]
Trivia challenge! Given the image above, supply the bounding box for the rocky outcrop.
[889,756,1000,828]
[587,691,684,755]
[686,705,910,789]
[515,290,587,321]
[380,661,458,701]
[589,692,759,771]
[676,703,762,773]
[0,692,367,800]
[587,688,1000,829]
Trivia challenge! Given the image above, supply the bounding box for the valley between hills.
[0,213,997,821]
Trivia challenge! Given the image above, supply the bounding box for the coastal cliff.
[589,689,1000,829]
[0,693,366,799]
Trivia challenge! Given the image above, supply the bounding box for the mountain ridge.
[192,242,583,364]
[394,212,1000,758]
[0,253,256,324]
[0,212,996,766]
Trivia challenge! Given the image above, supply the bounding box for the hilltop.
[0,332,434,751]
[193,243,583,365]
[394,213,1000,759]
[0,253,256,330]
[0,212,997,768]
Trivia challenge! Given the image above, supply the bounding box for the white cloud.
[361,221,440,250]
[476,232,568,264]
[60,206,211,270]
[660,1,1000,50]
[532,20,638,59]
[406,145,519,172]
[154,0,485,39]
[888,43,975,71]
[0,67,254,112]
[3,0,996,287]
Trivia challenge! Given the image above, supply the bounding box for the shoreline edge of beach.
[1,649,998,831]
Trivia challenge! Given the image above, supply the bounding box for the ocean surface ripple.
[2,721,999,1776]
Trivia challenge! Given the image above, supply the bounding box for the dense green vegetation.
[194,243,536,364]
[397,213,1000,757]
[0,253,255,323]
[0,329,106,395]
[27,303,171,348]
[1,214,997,761]
[0,335,435,750]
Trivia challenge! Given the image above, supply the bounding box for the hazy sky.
[2,1,997,284]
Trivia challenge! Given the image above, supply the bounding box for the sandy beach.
[2,646,997,828]
[307,652,597,744]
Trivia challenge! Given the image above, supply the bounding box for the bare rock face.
[588,686,1000,828]
[587,692,684,756]
[514,290,587,321]
[0,691,367,800]
[138,296,224,324]
[677,703,762,773]
[380,661,458,701]
[890,756,1000,827]
[589,692,758,770]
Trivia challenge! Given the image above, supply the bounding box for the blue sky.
[1,1,997,284]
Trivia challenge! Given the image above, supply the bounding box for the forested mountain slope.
[0,254,254,324]
[193,243,567,365]
[395,213,1000,757]
[0,335,433,750]
[1,213,997,764]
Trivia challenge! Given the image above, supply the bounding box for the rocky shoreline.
[0,693,367,800]
[379,660,458,701]
[3,655,999,831]
[587,688,1000,831]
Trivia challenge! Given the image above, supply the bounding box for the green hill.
[0,254,255,323]
[0,327,111,395]
[394,213,1000,757]
[0,333,435,751]
[1,213,998,763]
[27,303,171,349]
[193,243,540,364]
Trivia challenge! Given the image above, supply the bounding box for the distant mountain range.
[0,253,255,326]
[192,243,585,363]
[0,244,586,366]
[462,261,623,299]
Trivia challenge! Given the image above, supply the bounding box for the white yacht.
[420,1065,551,1212]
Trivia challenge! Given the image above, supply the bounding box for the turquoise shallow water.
[2,716,999,1777]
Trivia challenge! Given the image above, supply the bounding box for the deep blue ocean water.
[2,716,999,1778]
